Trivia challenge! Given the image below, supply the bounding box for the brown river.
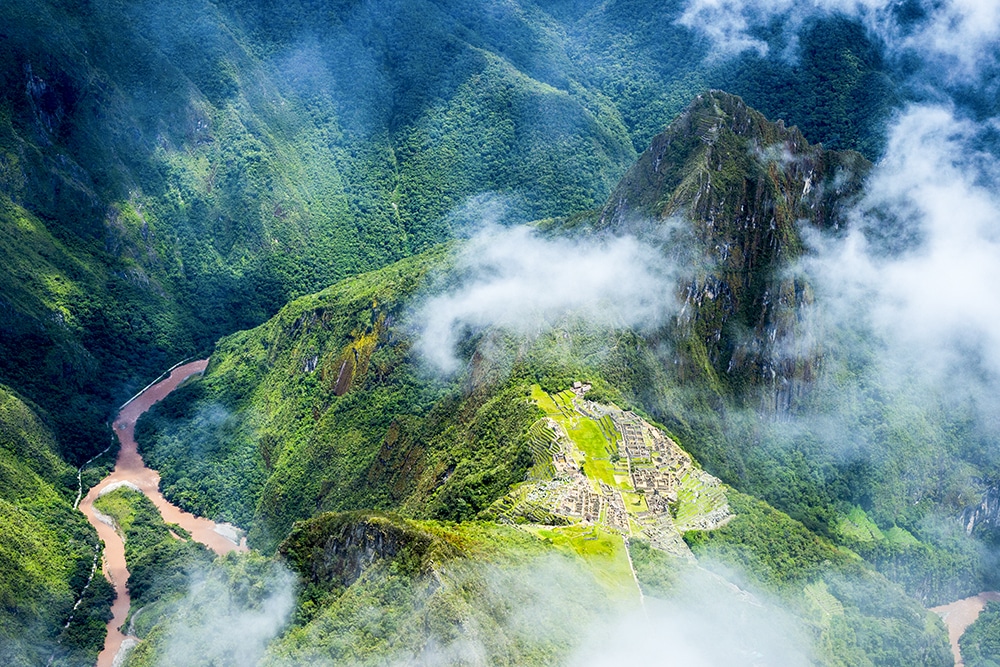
[78,359,246,667]
[72,361,998,666]
[931,591,1000,666]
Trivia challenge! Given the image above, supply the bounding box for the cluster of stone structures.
[496,388,732,557]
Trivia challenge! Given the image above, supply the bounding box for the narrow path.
[622,535,646,613]
[931,591,1000,666]
[78,360,247,667]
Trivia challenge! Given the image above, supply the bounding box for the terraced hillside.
[490,386,730,558]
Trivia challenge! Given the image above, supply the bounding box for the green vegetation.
[528,524,638,597]
[961,601,1000,667]
[136,247,545,551]
[685,490,853,589]
[533,387,624,489]
[0,3,978,660]
[684,491,952,666]
[267,512,622,666]
[124,551,292,667]
[0,0,901,467]
[125,86,968,666]
[0,385,111,667]
[93,487,214,636]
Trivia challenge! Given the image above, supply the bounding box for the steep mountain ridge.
[0,1,899,464]
[120,94,962,664]
[598,90,870,402]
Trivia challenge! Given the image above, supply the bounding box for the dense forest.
[1,0,998,665]
[0,0,898,463]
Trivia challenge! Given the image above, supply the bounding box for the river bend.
[78,359,246,667]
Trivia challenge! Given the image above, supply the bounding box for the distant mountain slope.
[0,0,899,462]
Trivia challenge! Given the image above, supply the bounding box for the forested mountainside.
[0,0,895,464]
[135,91,873,551]
[125,92,967,664]
[2,0,999,665]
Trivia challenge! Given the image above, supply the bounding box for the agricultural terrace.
[495,386,732,560]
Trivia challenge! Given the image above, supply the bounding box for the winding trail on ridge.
[78,359,247,667]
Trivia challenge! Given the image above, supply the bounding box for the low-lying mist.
[258,548,813,667]
[412,213,680,374]
[805,104,1000,390]
[679,0,1000,82]
[137,555,295,667]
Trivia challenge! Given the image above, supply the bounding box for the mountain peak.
[597,91,871,398]
[598,90,869,230]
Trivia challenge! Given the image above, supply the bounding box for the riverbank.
[931,591,1000,666]
[78,360,247,667]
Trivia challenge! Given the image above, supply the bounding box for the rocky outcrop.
[598,91,870,403]
[962,485,1000,536]
[278,512,457,590]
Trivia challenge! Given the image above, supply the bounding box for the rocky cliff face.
[278,512,455,591]
[963,485,1000,537]
[598,91,870,404]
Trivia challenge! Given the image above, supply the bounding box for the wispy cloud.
[411,206,679,374]
[152,558,295,667]
[678,0,1000,80]
[804,104,1000,387]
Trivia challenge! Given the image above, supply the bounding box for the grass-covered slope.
[123,506,950,666]
[268,513,630,666]
[0,385,113,667]
[136,246,546,551]
[683,491,952,666]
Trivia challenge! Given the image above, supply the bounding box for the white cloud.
[412,219,679,373]
[155,559,296,667]
[804,103,1000,384]
[678,0,1000,79]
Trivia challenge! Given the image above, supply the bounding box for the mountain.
[0,2,980,664]
[123,93,959,665]
[595,90,869,400]
[131,90,872,549]
[0,385,112,666]
[0,0,898,464]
